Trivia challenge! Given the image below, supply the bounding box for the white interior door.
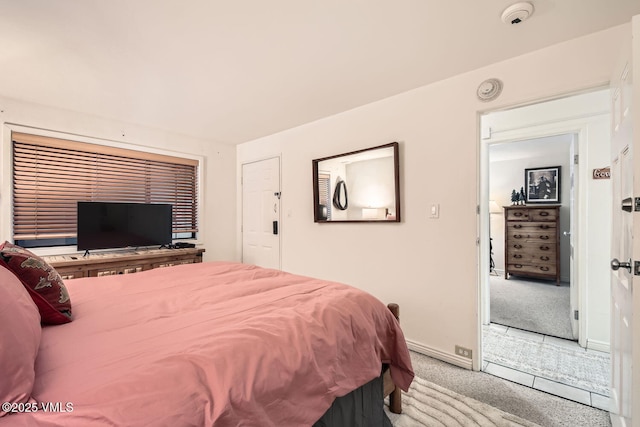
[609,21,635,426]
[242,157,281,269]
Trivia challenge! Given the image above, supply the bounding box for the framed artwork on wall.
[524,166,561,203]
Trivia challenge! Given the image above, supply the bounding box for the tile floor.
[482,323,611,411]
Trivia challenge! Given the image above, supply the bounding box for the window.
[12,132,198,248]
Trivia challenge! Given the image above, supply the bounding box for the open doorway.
[488,134,574,338]
[478,89,612,409]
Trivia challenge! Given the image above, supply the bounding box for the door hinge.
[574,154,579,165]
[574,310,579,320]
[477,205,480,214]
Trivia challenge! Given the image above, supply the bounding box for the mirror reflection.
[312,142,400,222]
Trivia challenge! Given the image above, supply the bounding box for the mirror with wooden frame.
[312,142,400,222]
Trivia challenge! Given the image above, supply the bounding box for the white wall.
[346,156,395,219]
[237,24,626,368]
[0,97,237,262]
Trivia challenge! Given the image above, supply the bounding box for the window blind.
[12,132,198,244]
[318,172,331,220]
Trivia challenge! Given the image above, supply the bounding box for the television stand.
[43,247,205,280]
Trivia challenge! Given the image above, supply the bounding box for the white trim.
[406,339,473,370]
[480,115,607,349]
[610,393,625,427]
[587,339,611,354]
[4,123,202,161]
[478,89,612,372]
[1,123,205,256]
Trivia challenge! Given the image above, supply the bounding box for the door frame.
[478,95,611,359]
[240,155,282,269]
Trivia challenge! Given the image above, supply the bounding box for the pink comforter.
[2,262,413,426]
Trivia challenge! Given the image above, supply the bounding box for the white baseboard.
[587,339,610,353]
[406,339,473,370]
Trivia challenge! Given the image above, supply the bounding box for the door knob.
[563,231,571,236]
[611,258,632,273]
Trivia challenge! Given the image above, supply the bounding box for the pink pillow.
[0,265,42,416]
[0,242,72,324]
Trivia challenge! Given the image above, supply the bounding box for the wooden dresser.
[503,205,560,285]
[43,247,205,280]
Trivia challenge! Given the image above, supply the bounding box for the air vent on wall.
[476,78,503,102]
[501,2,534,25]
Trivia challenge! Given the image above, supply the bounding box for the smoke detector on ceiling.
[501,2,534,25]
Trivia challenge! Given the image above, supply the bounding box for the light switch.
[429,204,440,219]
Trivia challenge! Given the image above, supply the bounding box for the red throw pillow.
[0,241,72,324]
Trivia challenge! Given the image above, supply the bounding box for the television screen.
[77,202,172,251]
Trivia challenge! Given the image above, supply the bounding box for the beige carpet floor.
[490,276,573,340]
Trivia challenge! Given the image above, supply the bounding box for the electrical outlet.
[455,345,472,359]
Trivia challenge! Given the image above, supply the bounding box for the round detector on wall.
[476,78,503,102]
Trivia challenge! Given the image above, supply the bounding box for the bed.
[0,249,413,427]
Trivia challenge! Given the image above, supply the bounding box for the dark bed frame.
[313,303,404,426]
[383,303,403,414]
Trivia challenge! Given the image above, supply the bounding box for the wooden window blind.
[12,132,198,245]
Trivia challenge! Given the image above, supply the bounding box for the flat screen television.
[77,202,172,251]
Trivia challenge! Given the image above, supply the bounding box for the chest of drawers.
[503,205,560,285]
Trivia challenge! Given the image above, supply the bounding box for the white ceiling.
[1,1,639,145]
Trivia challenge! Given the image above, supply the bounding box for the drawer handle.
[513,224,522,229]
[513,254,523,259]
[513,234,523,239]
[514,212,524,217]
[540,256,550,261]
[540,225,550,229]
[514,264,523,268]
[540,235,550,240]
[539,246,550,251]
[513,244,523,249]
[539,211,549,216]
[540,266,550,271]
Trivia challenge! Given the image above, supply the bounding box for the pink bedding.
[2,261,413,426]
